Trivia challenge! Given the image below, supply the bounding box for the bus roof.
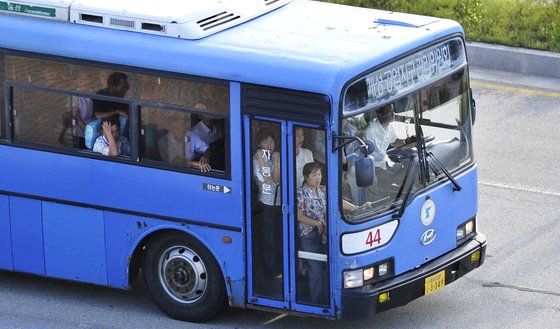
[0,0,464,98]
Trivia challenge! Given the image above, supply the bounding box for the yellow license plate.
[424,270,446,295]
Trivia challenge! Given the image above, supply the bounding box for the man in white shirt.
[184,104,224,172]
[362,103,411,170]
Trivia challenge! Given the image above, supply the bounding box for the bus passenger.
[297,162,328,305]
[93,115,130,157]
[252,129,282,281]
[185,104,224,172]
[295,127,314,187]
[71,96,94,149]
[93,72,130,120]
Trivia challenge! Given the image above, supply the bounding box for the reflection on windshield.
[341,69,473,222]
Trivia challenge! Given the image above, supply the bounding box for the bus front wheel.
[142,233,226,322]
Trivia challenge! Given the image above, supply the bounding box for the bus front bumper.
[340,233,487,320]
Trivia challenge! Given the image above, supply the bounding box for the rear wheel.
[142,233,226,322]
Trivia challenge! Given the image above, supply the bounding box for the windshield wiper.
[426,151,462,191]
[393,157,419,219]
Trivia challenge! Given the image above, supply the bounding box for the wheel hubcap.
[158,246,207,303]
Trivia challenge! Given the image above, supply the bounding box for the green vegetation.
[323,0,560,52]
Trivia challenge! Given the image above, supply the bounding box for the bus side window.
[140,107,226,173]
[137,73,229,173]
[6,55,134,150]
[140,107,189,165]
[12,87,70,147]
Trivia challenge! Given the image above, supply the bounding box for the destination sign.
[344,37,466,116]
[0,1,56,17]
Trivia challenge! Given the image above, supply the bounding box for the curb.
[466,42,560,79]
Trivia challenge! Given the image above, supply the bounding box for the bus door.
[244,116,330,314]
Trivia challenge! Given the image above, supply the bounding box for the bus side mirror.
[355,139,375,187]
[355,156,375,187]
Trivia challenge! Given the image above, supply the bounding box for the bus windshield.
[341,67,473,223]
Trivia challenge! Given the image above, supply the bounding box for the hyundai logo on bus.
[203,183,231,194]
[420,229,437,245]
[420,198,436,226]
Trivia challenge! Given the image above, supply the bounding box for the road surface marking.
[480,180,560,197]
[471,81,560,98]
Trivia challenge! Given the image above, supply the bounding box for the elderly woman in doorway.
[296,161,328,305]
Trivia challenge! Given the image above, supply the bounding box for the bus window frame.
[137,101,230,175]
[0,49,232,180]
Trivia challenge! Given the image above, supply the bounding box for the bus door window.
[250,120,284,300]
[0,53,4,140]
[295,127,329,307]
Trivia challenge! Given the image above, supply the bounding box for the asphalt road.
[1,68,560,329]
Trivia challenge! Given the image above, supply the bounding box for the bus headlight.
[378,262,389,276]
[363,267,375,281]
[457,219,476,244]
[343,259,394,288]
[344,270,363,288]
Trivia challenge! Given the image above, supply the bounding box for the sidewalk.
[466,42,560,80]
[470,67,560,92]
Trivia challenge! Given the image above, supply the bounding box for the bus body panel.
[103,213,246,299]
[10,197,46,275]
[0,195,12,270]
[0,146,242,230]
[340,233,486,319]
[337,166,477,277]
[43,202,108,285]
[391,167,477,274]
[0,144,246,299]
[0,1,463,96]
[0,186,246,302]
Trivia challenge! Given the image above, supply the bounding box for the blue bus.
[0,0,486,322]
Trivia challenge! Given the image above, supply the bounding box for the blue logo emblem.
[420,199,436,226]
[420,229,437,245]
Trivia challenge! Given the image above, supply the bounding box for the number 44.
[365,229,381,247]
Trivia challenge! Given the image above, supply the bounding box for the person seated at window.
[93,72,130,120]
[93,115,130,157]
[185,104,224,172]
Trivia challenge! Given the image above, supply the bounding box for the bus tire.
[142,233,226,322]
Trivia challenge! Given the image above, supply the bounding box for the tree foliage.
[322,0,560,52]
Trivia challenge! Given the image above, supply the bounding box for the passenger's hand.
[197,161,212,172]
[317,221,325,234]
[117,111,128,118]
[405,135,417,144]
[101,121,112,137]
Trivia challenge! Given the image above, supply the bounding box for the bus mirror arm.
[333,135,376,186]
[332,135,374,155]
